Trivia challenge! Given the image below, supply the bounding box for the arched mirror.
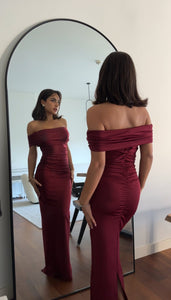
[6,19,135,299]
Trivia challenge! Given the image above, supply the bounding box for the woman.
[77,52,153,299]
[27,89,74,280]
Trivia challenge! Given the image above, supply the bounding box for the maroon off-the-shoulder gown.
[28,127,72,280]
[87,124,153,300]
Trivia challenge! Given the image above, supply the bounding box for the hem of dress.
[117,274,128,300]
[41,267,72,281]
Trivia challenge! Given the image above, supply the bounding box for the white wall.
[0,6,171,297]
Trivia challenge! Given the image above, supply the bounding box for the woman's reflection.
[27,89,74,280]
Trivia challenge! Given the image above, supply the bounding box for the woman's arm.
[27,122,41,196]
[67,145,74,184]
[76,108,106,228]
[63,118,75,183]
[139,143,153,190]
[28,145,37,181]
[78,151,105,206]
[138,109,153,190]
[28,146,42,196]
[77,151,105,229]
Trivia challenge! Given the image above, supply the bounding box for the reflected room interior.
[6,19,135,299]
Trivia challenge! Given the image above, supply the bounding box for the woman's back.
[87,103,151,131]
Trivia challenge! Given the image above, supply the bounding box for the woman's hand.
[29,177,42,197]
[74,200,96,229]
[82,203,97,229]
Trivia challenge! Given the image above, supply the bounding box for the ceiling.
[7,20,116,101]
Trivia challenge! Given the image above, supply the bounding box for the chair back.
[72,182,84,198]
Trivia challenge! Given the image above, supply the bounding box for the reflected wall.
[7,19,115,177]
[6,19,134,299]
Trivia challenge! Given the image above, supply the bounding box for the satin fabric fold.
[87,124,152,151]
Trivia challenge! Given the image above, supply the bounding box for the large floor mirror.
[5,19,135,300]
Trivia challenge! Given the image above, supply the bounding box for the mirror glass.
[6,19,134,299]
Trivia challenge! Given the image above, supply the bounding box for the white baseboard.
[135,238,171,259]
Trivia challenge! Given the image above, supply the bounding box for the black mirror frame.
[5,18,134,300]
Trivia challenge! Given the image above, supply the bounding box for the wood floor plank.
[13,212,171,300]
[125,249,171,300]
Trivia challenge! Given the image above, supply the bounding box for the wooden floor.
[52,250,171,300]
[13,212,171,300]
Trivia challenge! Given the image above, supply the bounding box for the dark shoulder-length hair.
[32,89,62,120]
[94,51,148,107]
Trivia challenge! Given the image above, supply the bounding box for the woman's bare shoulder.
[87,106,99,120]
[87,105,105,130]
[137,107,152,125]
[59,117,67,127]
[87,105,101,115]
[145,109,152,124]
[27,120,39,135]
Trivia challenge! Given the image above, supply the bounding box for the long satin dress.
[28,127,72,280]
[87,124,153,300]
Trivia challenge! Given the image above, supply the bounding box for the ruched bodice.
[87,124,153,300]
[28,127,70,174]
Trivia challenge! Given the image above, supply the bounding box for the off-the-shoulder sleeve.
[28,134,37,147]
[87,131,111,151]
[87,124,153,152]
